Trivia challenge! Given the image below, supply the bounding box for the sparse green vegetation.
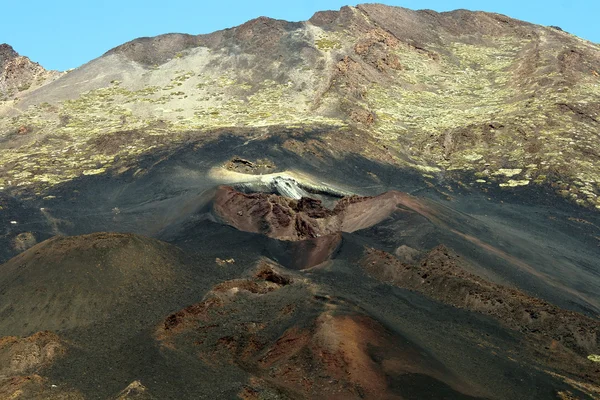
[0,22,598,211]
[315,37,342,51]
[17,84,31,92]
[0,64,343,192]
[359,32,600,208]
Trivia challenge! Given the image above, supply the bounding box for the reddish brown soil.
[251,312,481,399]
[279,232,343,270]
[156,259,481,399]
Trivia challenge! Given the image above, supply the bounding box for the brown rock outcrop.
[0,43,60,98]
[362,246,600,386]
[212,186,407,241]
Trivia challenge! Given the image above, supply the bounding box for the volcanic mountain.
[0,3,599,400]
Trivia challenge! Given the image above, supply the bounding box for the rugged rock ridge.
[362,246,600,384]
[0,44,61,100]
[213,186,422,241]
[0,44,19,66]
[212,186,412,269]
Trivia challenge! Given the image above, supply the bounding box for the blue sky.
[2,0,598,71]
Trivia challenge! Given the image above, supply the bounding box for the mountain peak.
[0,43,19,66]
[0,43,61,99]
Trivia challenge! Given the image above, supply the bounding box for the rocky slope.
[0,4,599,209]
[0,44,62,101]
[0,4,599,400]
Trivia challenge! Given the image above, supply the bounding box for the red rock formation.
[212,186,414,240]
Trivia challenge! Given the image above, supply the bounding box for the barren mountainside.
[0,4,599,400]
[0,4,599,208]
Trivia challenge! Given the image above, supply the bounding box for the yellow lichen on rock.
[495,169,523,178]
[500,180,530,187]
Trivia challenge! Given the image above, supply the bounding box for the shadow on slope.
[1,127,598,317]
